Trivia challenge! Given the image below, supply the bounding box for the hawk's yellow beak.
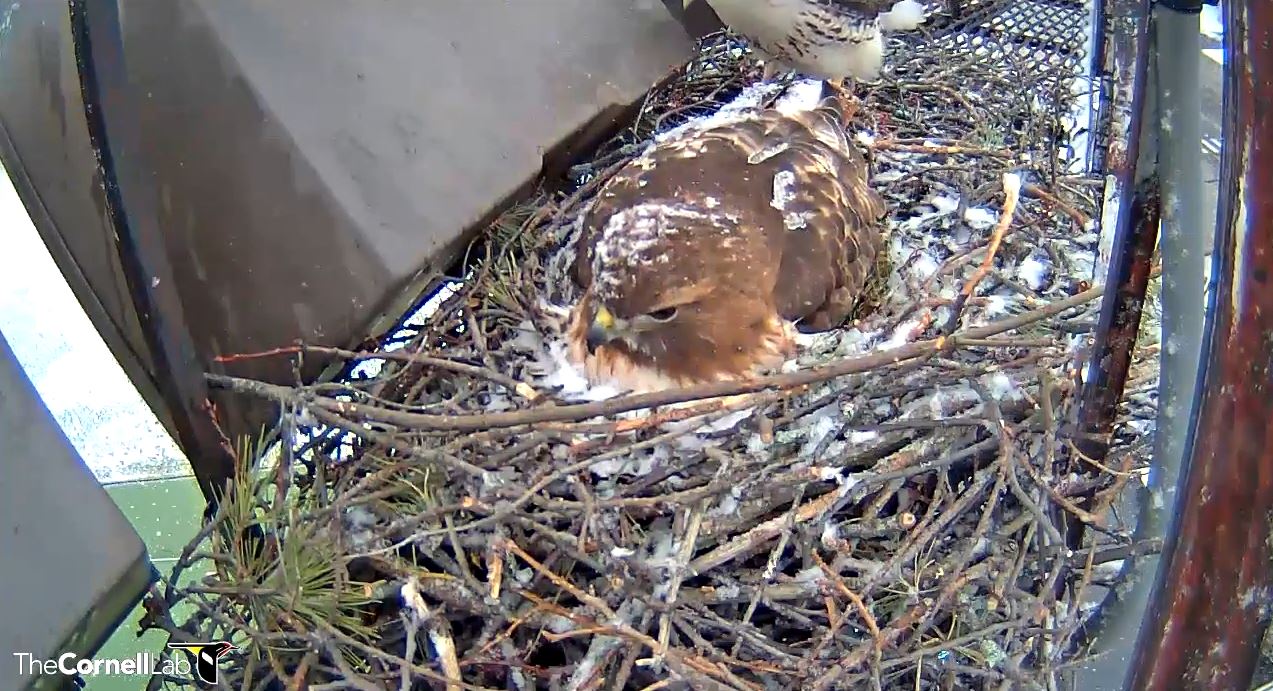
[586,305,618,354]
[594,305,615,330]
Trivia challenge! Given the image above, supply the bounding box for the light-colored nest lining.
[157,28,1159,691]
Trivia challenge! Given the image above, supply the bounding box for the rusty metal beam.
[1072,0,1156,466]
[1058,5,1160,684]
[1127,1,1273,687]
[68,0,236,504]
[1077,173,1160,451]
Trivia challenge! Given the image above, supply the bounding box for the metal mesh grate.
[865,0,1100,179]
[929,0,1094,68]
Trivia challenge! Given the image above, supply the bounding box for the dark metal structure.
[69,0,237,501]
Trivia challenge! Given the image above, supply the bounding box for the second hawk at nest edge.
[565,84,887,394]
[687,0,930,87]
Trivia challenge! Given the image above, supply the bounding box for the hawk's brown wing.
[765,99,887,330]
[574,93,886,330]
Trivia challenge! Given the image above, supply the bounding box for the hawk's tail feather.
[769,78,857,125]
[812,83,856,129]
[771,77,829,115]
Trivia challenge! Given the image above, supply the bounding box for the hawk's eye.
[647,307,678,322]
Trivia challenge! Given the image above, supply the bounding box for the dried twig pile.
[144,22,1159,691]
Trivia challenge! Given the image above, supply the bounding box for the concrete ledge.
[0,327,154,690]
[0,0,693,446]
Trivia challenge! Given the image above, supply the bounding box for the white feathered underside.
[878,0,928,32]
[703,0,931,82]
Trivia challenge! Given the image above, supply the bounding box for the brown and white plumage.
[565,85,886,394]
[689,0,929,86]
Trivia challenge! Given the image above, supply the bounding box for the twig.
[565,600,645,691]
[1023,182,1092,228]
[687,475,846,575]
[942,172,1024,335]
[428,624,463,691]
[656,482,713,658]
[869,140,1015,158]
[216,344,540,401]
[814,551,882,644]
[811,562,993,690]
[502,539,617,621]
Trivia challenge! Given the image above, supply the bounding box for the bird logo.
[167,641,237,685]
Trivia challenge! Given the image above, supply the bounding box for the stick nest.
[148,23,1160,691]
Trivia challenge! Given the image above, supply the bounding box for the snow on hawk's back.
[591,201,743,302]
[651,77,826,148]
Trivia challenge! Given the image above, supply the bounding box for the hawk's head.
[566,201,794,392]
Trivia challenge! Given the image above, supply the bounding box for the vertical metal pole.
[1140,0,1208,602]
[1067,2,1228,688]
[1128,0,1273,687]
[1080,1,1210,679]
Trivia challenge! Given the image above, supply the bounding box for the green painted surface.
[88,477,206,690]
[105,478,205,561]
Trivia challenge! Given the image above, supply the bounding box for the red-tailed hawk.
[689,0,930,87]
[565,83,886,393]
